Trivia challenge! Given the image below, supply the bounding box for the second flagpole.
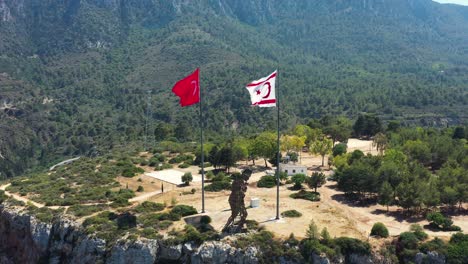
[275,69,280,220]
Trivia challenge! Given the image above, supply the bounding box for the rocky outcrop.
[107,239,159,264]
[0,205,449,264]
[190,241,258,264]
[0,206,259,264]
[415,251,446,264]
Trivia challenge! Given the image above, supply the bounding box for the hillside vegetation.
[0,0,467,176]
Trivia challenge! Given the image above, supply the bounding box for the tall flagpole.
[276,69,280,220]
[199,70,205,214]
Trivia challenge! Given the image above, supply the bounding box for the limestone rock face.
[349,254,374,264]
[311,253,331,264]
[415,251,446,264]
[0,207,50,263]
[107,239,159,264]
[191,241,258,264]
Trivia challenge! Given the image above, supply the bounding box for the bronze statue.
[223,169,252,233]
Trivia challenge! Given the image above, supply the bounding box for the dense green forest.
[0,0,467,176]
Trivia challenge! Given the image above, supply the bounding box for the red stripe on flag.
[253,99,276,105]
[247,72,277,87]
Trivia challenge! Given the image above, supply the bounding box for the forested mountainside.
[0,0,467,176]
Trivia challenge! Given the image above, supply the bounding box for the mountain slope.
[0,0,467,176]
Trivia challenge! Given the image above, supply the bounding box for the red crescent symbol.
[262,82,271,98]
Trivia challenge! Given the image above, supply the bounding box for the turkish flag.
[172,68,200,107]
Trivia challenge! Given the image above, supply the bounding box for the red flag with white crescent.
[246,70,277,107]
[172,68,200,107]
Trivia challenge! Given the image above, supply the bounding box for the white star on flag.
[246,70,277,107]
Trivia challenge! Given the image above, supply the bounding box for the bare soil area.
[143,139,467,239]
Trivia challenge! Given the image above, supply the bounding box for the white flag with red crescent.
[246,70,277,107]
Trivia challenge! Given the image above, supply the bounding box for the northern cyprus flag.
[246,70,277,107]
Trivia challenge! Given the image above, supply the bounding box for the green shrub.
[205,171,215,181]
[447,233,468,264]
[26,206,57,223]
[116,212,137,230]
[68,204,108,217]
[171,205,198,217]
[426,212,459,231]
[257,175,276,188]
[0,190,6,204]
[178,163,190,168]
[204,181,231,192]
[333,143,347,156]
[334,237,371,256]
[182,172,193,185]
[419,238,446,253]
[410,224,428,240]
[399,232,419,250]
[139,228,163,239]
[370,222,389,238]
[290,190,320,201]
[212,172,230,182]
[281,210,303,218]
[136,185,144,192]
[135,201,165,213]
[200,215,212,225]
[291,174,306,189]
[300,238,336,261]
[183,225,205,244]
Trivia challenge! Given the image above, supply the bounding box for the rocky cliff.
[0,205,448,264]
[0,205,259,264]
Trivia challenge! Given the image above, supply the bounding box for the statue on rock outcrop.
[223,169,252,233]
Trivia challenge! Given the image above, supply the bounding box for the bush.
[257,175,276,188]
[171,205,198,217]
[419,238,446,253]
[200,215,212,225]
[68,204,108,217]
[290,190,320,201]
[446,232,468,264]
[410,224,428,240]
[178,163,190,168]
[135,201,165,213]
[427,212,459,231]
[334,237,371,256]
[333,143,347,156]
[281,210,302,218]
[205,171,215,181]
[116,212,137,230]
[136,185,144,192]
[212,172,230,182]
[0,190,6,204]
[204,181,231,192]
[399,232,419,250]
[371,222,389,238]
[291,174,306,189]
[182,172,193,186]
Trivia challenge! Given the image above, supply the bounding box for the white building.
[279,164,307,176]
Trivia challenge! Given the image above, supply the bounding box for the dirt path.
[129,190,162,203]
[0,183,45,208]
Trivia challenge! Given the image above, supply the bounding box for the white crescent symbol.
[191,81,198,96]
